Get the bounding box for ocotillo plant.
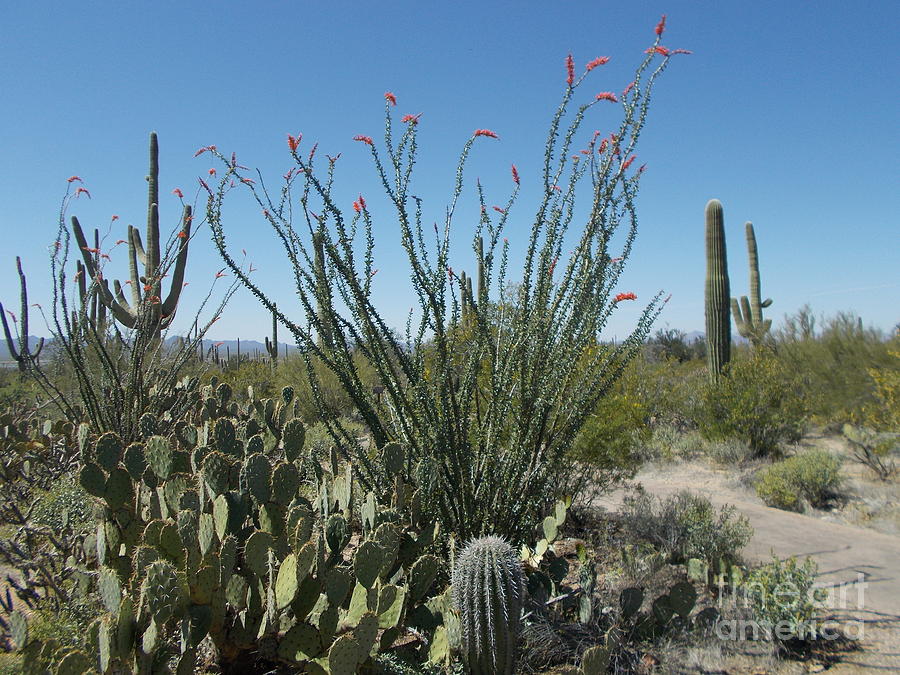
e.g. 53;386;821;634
0;257;44;372
70;132;192;342
206;18;686;539
731;221;772;348
265;303;279;364
704;199;731;383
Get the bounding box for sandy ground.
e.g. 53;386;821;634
595;446;900;673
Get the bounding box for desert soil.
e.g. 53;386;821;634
595;435;900;673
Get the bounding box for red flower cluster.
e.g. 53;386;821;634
473;129;498;139
177;230;187;239
287;133;301;152
75;187;91;198
492;206;505;214
172;188;183;198
67;175;82;183
208;168;216;176
585;56;609;71
655;14;667;36
353;201;361;213
595;92;618;103
566;54;575;86
614;292;637;302
215;270;227;279
354;135;374;146
645;46;692;57
511;164;520;185
193;145;217;157
384;92;397;106
358;194;367;210
401;113;422;124
622;155;636;170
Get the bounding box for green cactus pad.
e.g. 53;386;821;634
98;617;115;673
244;531;275;578
145;435;174;479
159;522;185;563
212;494;230;541
9;610;28;649
275;552;300;609
292;575;322;621
224;574;248;609
324;567;353;606
202;451;233;497
287;503;314;547
376;584;406;629
246;434;264;456
580;645;610;675
95;432;124;471
668;581;697;618
104;467;134;511
373;523;400;577
186;603;212;647
277;622;323;661
138;412;158;438
190;565;217;605
259;503;285;537
409;554;440;603
197;513;213;556
55;650;93;675
352;612;379;661
141;560;182;624
98;567;122;614
327;633;361;675
122;443;147;480
380;442;404;475
242;452;272;504
282;419;305;462
79;462;107;498
163;475;191;514
325;514;350;554
619;587;643;620
271;461;301;505
542;515;558;542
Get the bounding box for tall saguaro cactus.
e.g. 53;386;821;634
71;132;192;341
265;303;279;364
730;222;772;348
0;257;44;372
704;199;731;383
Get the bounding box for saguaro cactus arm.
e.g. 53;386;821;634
1;257;45;371
730;221;772;346
70;132;192;332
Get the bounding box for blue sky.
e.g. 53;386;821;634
1;1;897;343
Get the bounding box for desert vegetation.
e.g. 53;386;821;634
0;15;897;675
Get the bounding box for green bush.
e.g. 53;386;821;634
699;353;806;457
743;555;826;642
621;489;752;569
568;392;646;491
30;478;95;533
755;450;843;511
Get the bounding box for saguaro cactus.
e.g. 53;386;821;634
71;132;192;341
0;257;44;372
704;199;731;383
265;303;279;364
730;222;772;348
452;536;527;675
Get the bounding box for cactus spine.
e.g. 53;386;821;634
1;257;44;372
730;222;772;348
452;536;526;675
704;199;731;383
71;132;192;341
265;303;279;364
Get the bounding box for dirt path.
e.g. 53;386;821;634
595;461;900;672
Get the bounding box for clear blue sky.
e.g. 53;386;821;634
2;1;898;343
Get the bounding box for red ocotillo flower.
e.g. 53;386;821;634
384;92;397;106
511;164;520;185
401;113;422;124
215;270;227;279
67;175;82;183
193;145;216;157
287;134;301;152
655;14;667;36
492;206;505;214
177;231;187;239
595;92;618;103
622;154;637;170
358;195;367;210
172;188;183;198
353;135;374;146
585;56;609;71
614;292;637;302
75;187;91;198
352;201;361;213
208;168;216;176
111;215;119;221
566;53;574;86
474;129;498;139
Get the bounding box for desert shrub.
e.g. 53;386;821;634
742;555;826;642
638;424;705;462
30;478;95;533
842;423;897;481
863;345;900;431
206;358;279;401
617;352;707;431
621;489;752;569
703;437;755;466
698;353;806;457
755;451;843;511
774;308;893;426
568;393;646;488
645;327;705;364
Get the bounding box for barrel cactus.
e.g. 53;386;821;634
452;536;527;675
